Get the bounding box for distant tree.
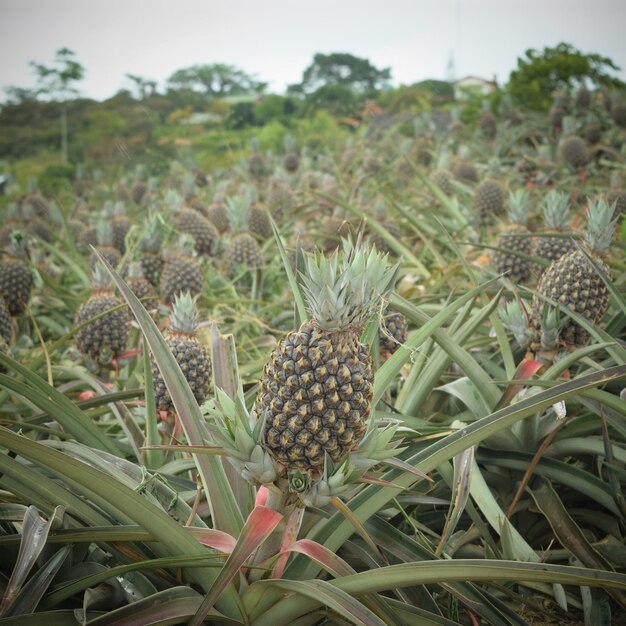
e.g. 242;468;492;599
3;86;39;104
30;47;85;162
305;84;360;117
289;52;391;95
507;43;624;110
126;74;158;100
167;64;267;98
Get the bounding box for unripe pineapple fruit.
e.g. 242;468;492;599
151;292;211;414
474;178;505;224
0;231;32;316
138;215;164;287
74;265;130;365
530;198;617;349
90;219;122;270
255;241;398;476
491;189;535;283
379;306;408;359
557;117;589;171
160;235;205;305
126;261;158;312
0;296;13;345
166;189;218;257
224;197;264;277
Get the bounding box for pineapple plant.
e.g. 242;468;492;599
166;189;219;257
248;137;268;179
224;197;264;277
282;134;300;173
131;164;148;204
151;292;211;414
479;108;497;140
530;198;617;349
0;204;25;247
255;241;398;476
266;177;296;223
379;306;408;359
452;146;479;184
111;201;132;254
23;177;50;219
74;265;130;365
320;214;355;253
473;177;505;225
491;189;535;283
533;189;576;263
90;219;122;269
557;117;589;171
139;214;165;287
0;231;32;316
160;234;205;305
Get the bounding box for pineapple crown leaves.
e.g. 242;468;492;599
583;197;618;254
300;239;399;331
163;188;184;214
561;115;578;136
90;262;114;292
283;133;296;153
95;219;114;246
204;390;278;484
538;303;562;352
140;214;165;252
169;292;200;335
507;189;530;225
541;190;571;230
113;201;127;218
498;299;533;349
225;196;251;232
172;233;198;259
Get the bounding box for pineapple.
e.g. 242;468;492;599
0;231;32;316
0;335;9;373
126;261;158;312
266;177;296;223
131;164;148;204
23;178;50;219
166;189;219;257
248;137;268;179
224;197;264;277
74;265;130;365
207;200;230;234
533;190;576;263
160;234;205;305
473;178;505;224
139;215;165;287
0;204;25;247
379;306;408;359
530;198;617;349
557;117;589;171
151;292;211;414
491;189;535;283
320;214;355;253
607;172;626;216
255;241;398;476
111;201;132;254
282;134;300;173
90;219;122;269
0;296;13;345
452;147;478;184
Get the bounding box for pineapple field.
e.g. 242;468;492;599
1;68;626;626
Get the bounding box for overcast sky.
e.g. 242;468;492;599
1;0;625;101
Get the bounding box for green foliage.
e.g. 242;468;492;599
167;63;267;98
508;42;624;110
257;120;289;153
290;52;391;95
38;162;75;197
306;84;360;117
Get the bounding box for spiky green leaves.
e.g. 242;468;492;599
583;198;618;255
300;240;399;332
169;292;200;336
507;189;530;226
541;190;571;230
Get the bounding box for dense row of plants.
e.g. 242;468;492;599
0;42;626;625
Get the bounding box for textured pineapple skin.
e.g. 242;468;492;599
474;180;505;224
207;203;230;233
379;309;408;358
176;209;218;256
249;206;272;240
266;182;295;222
533;234;576;264
257;320;373;474
226;233;264;276
0;259;32;316
151;333;211;413
283;152;300;173
492;225;535;282
369;222;401;255
0;335;8;373
453;162;479;184
431;169;454;195
74;295;130;362
160;258;204;304
0;297;12;344
532;250;610;347
89;246;121;270
140;253;164;287
112;217;131;254
127;277;158;311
